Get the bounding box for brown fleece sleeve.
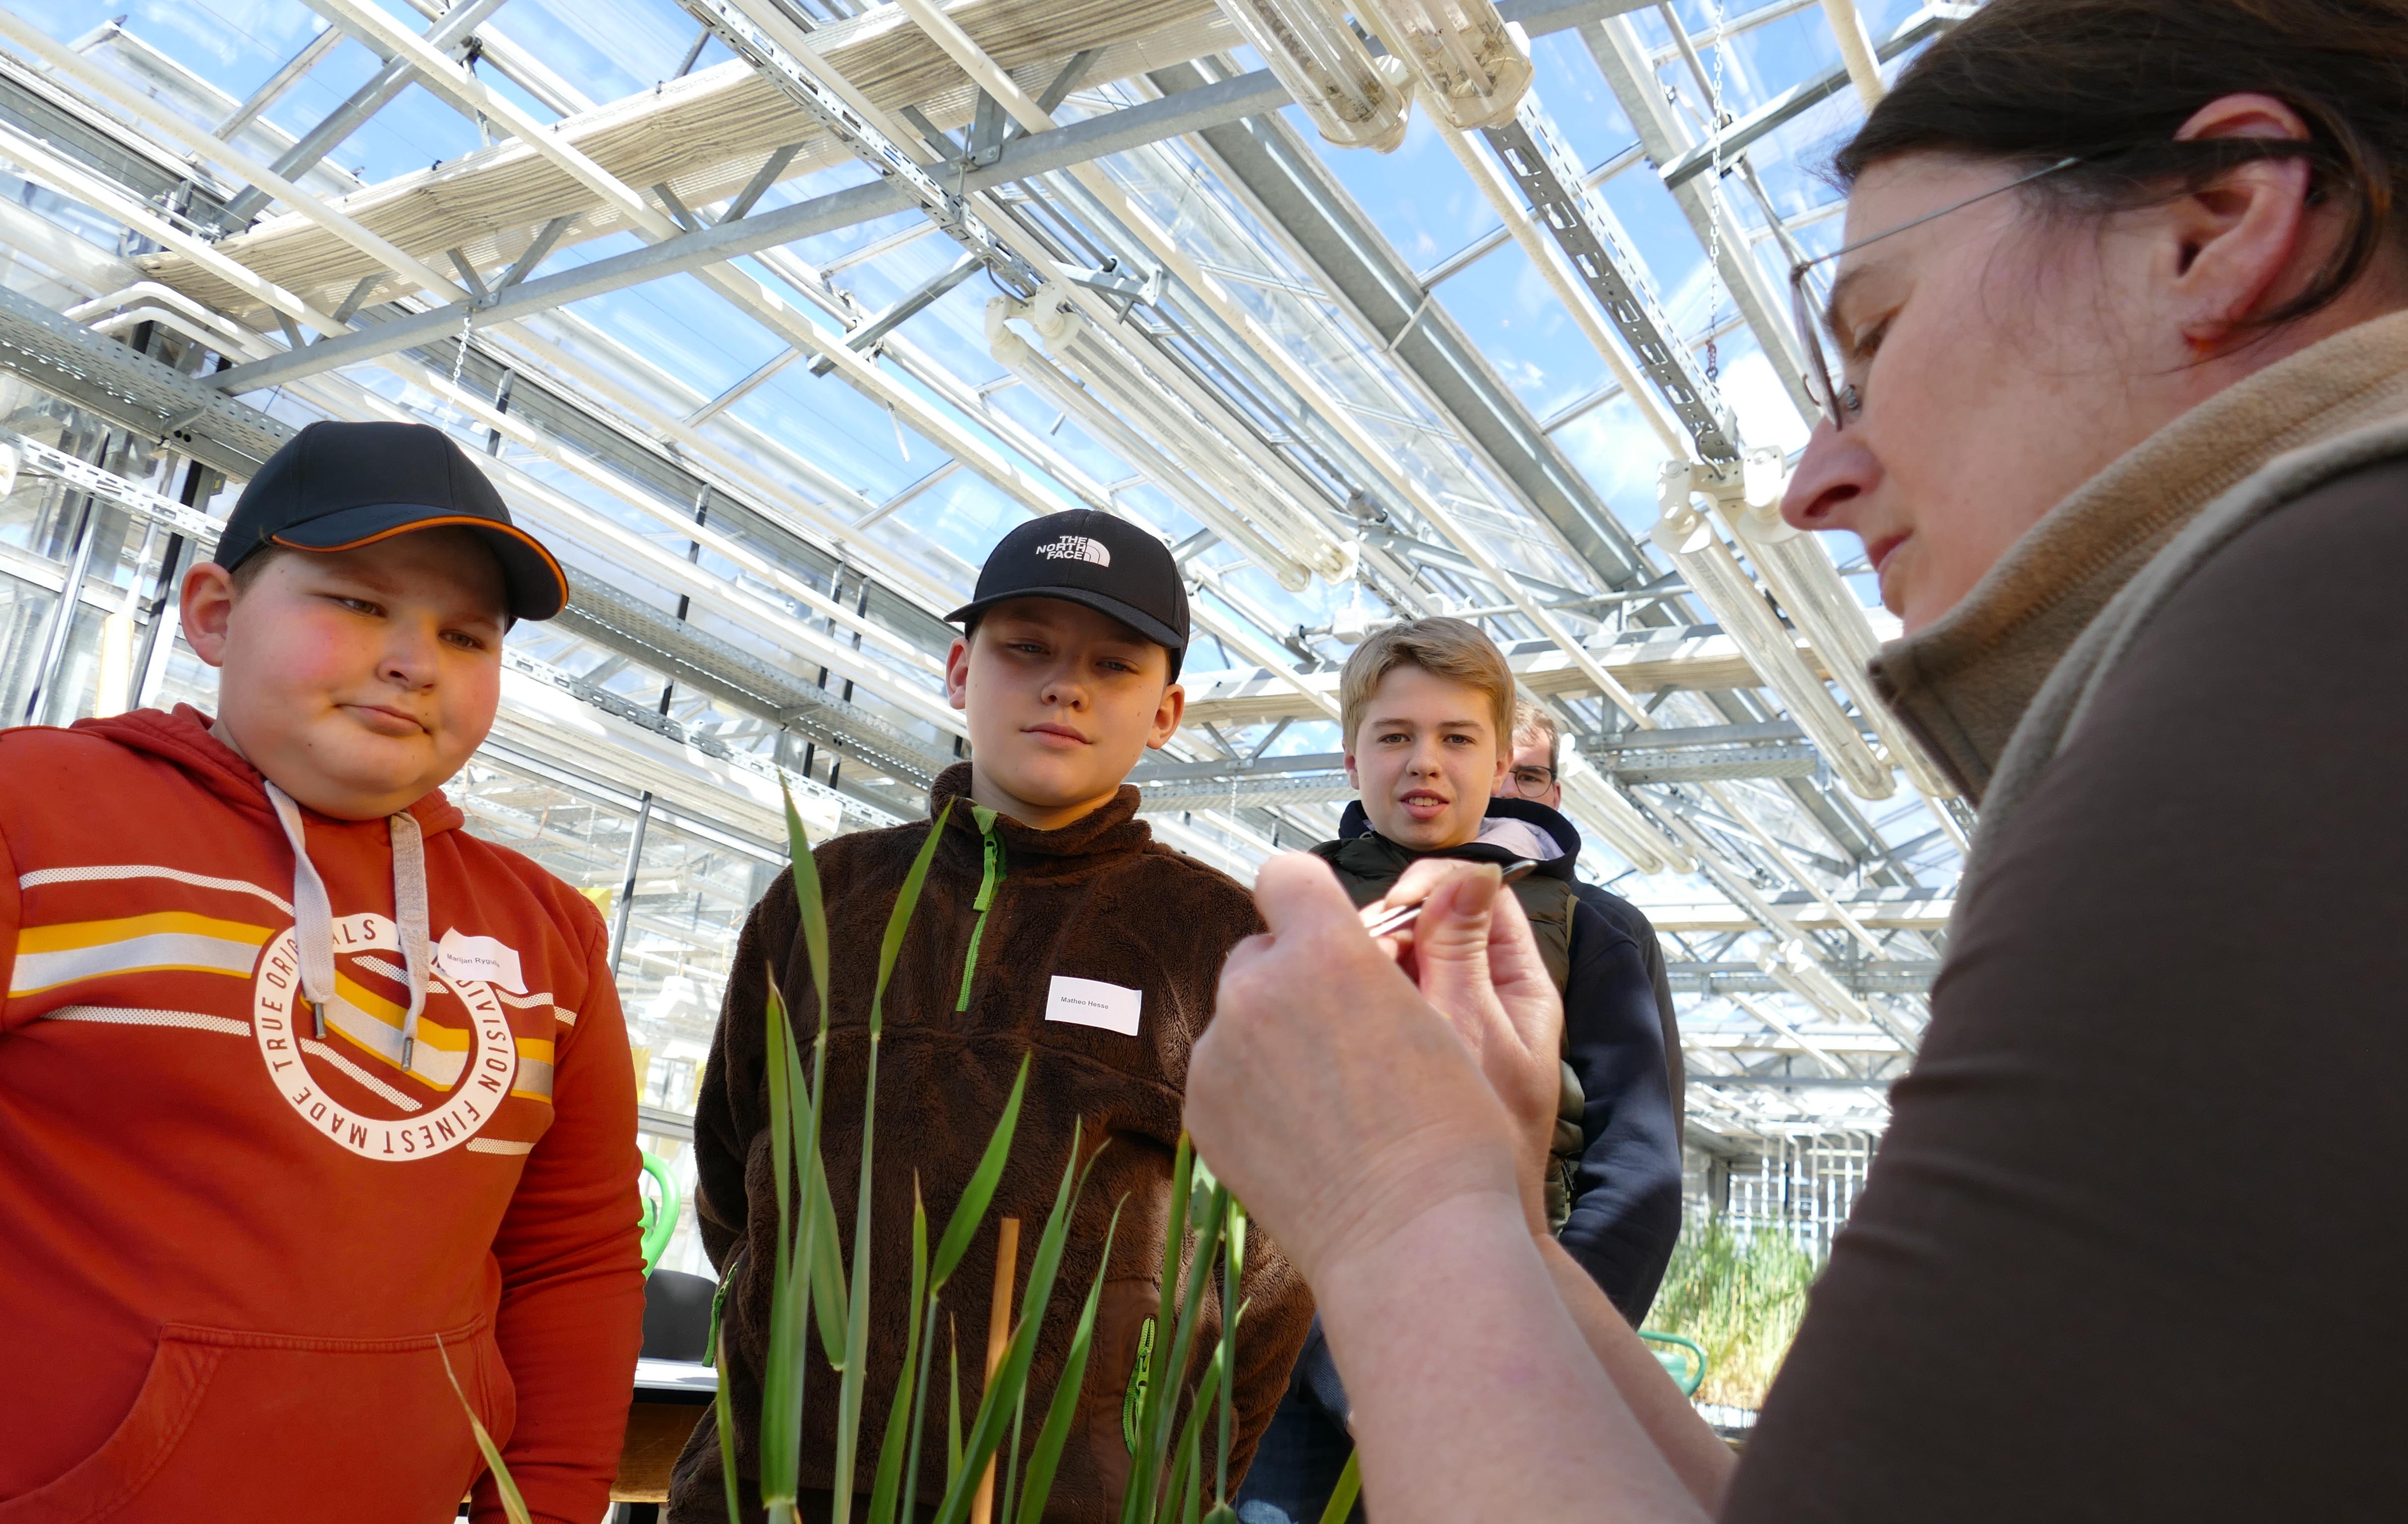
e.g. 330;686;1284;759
475;898;647;1524
694;869;800;1272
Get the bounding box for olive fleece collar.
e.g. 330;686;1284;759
1870;308;2408;804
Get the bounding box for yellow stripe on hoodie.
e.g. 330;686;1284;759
11;912;275;996
324;972;471;1092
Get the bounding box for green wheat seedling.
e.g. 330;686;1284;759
437;1330;530;1524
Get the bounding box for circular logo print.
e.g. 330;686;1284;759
252;917;518;1161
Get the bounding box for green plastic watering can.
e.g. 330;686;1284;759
1640;1330;1708;1396
638;1151;681;1275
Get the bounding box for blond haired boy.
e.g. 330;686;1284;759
1236;616;1680;1524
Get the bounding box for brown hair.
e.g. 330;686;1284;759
226;544;292;593
1837;0;2408;329
1511;698;1560;770
1339;617;1515;750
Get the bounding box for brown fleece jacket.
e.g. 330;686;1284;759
668;764;1307;1523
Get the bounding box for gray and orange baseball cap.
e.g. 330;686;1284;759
217;421;568;620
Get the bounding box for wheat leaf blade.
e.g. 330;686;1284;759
930;1055;1031;1289
1314;1451;1362;1524
437;1334;530;1524
929;1123;1095;1524
1013;1204;1125;1524
870;1182;934;1524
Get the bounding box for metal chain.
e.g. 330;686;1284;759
441;308;475;432
1703;0;1729;383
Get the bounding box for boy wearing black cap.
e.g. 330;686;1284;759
0;422;644;1524
672;510;1314;1523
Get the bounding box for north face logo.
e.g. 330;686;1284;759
1035;535;1111;567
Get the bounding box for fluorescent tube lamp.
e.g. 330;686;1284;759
1215;0;1415;152
1654;463;1896;801
988;298;1316;589
1558;746;1695;876
1360;0;1533;130
988;297;1368;593
1759;940;1920;1054
1719;449;1958;802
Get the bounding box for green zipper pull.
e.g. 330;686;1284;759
956;806;1003;1013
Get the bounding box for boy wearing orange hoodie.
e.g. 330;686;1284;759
0;422;645;1523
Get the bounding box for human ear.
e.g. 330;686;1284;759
943;635;971;711
1146;681;1186;750
181;563;238;669
1342;746;1360;789
2164;93;2319;347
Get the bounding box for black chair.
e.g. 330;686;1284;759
641;1268;717;1364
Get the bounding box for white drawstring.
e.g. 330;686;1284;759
267;781;430;1073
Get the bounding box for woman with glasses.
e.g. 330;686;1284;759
1185;2;2408;1521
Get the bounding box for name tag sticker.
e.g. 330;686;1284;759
1045;975;1142;1037
437;929;527;994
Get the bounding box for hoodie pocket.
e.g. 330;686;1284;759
0;1320;505;1524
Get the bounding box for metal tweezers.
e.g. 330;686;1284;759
1359;858;1538;939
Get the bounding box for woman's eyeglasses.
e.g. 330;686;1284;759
1788;155;2082;431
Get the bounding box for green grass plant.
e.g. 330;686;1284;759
1644;1217;1822;1411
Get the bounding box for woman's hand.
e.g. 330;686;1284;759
1186;855;1523;1286
1369;859;1564;1235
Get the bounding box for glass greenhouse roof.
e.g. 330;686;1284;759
0;0;1974;1243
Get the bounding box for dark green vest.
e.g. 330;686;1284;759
1309;834;1590;1231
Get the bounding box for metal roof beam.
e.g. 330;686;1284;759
1481;92;1738;461
1154;59;1654;591
219;0;514;227
1672;960;1937;994
202;0;1652;397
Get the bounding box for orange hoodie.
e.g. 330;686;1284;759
0;706;644;1523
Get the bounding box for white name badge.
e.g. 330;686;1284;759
437;929;527;994
1045;975;1142;1037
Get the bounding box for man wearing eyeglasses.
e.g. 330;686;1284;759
1497;703;1683;1133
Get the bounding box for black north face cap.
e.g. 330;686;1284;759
218;421;569;621
947;510;1191;678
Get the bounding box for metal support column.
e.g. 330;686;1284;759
608;790;655;976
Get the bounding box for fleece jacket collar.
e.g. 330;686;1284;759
1870;308;2408;804
1332;795;1582;883
928;761;1151;866
75;703;464;836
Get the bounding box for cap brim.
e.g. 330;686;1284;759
946;586;1186;654
272;504;569;621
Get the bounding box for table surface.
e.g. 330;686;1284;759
634;1358;718;1405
